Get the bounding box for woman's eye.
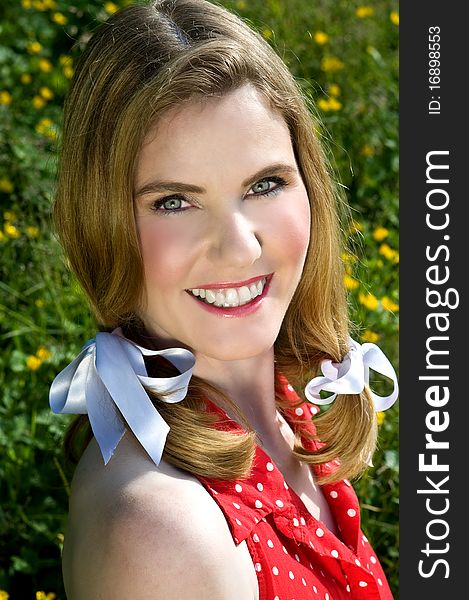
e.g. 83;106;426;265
250;176;288;197
152;196;190;213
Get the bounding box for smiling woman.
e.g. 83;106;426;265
51;1;398;599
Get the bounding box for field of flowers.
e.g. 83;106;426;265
0;0;399;597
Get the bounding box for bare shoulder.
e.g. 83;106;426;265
63;432;257;600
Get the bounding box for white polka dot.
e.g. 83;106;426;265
255;499;263;509
370;555;377;564
272;566;279;576
294;553;300;562
233;502;241;509
257;482;264;492
330;490;338;499
331;550;339;558
362;535;368;543
274;597;279;600
235;518;242;526
344;479;352;487
275;499;284;508
359;581;368;588
235;484;243;493
310;405;319;415
325;594;330;600
355;559;361;567
300;517;306;526
378;578;383;586
288;384;294;391
289;570;295;580
254;517;259;524
284;481;289;490
266;462;274;471
316;527;324;537
293;518;300;527
283;545;288;554
267;539;274;548
347;508;357;518
234;537;238;543
313;586;318;594
346;584;351;592
252;533;260;542
302;577;307;586
295;407;304;416
255;562;261;572
361;539;365;546
210;487;218;495
309;541;315;549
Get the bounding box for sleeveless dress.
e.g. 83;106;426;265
196;374;394;600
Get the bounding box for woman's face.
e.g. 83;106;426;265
134;84;311;361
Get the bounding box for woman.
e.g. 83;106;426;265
50;0;398;598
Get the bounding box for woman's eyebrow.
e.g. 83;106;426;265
134;162;298;197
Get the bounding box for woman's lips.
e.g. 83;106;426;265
186;274;273;317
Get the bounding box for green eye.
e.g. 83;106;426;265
252;180;272;194
163;198;183;210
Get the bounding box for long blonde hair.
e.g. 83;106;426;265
54;0;376;484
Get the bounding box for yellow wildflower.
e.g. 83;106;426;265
356;6;375;18
317;98;331;112
236;0;247;9
381;296;399;312
341;251;357;264
344;274;359;290
33;0;47;10
4;223;20;239
0;590;10;600
379;243;399;262
390;11;399;26
358;292;379;311
22;0;32;8
43;0;57;8
35;299;45;308
21;73;33;84
38;58;53;73
32;96;46;109
321;56;344;73
361;330;380;343
105;1;119;13
57;532;65;543
317;97;342;112
63;65;74;79
328;83;341;97
40;86;54;100
314;31;329;45
262;27;273;39
52;12;67;25
372;226;389;241
0;231;6;242
360;144;375;157
26;41;42;54
36;118;57;139
27;356;42;371
376;412;385;426
328;97;342;111
349;220;363;234
0;91;12;105
26;226;40;238
59;55;72;66
4;210;17;221
0;179;14;194
36;346;52;361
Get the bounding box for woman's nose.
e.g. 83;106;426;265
207;211;262;269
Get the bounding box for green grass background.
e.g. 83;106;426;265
0;0;399;598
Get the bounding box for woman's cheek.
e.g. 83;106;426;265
138;219;196;288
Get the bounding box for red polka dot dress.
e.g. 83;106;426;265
197;374;394;599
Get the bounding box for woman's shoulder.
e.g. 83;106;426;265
63;431;257;599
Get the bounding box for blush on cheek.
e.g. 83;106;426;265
275;196;311;260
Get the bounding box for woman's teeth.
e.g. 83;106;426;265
189;278;267;307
